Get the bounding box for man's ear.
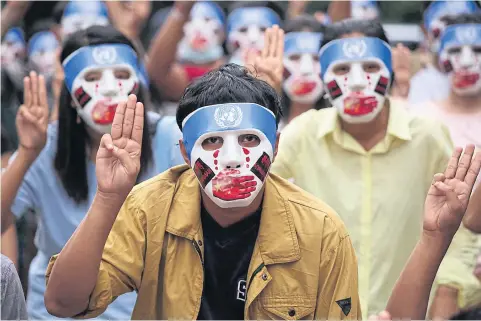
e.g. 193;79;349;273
273;131;280;161
179;139;191;166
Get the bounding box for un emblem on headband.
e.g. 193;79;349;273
214;105;243;128
342;39;367;58
92;47;117;65
455;26;477;44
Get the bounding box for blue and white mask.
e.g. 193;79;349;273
61;0;110;39
63;44;141;134
226;7;281;66
177;1;225;64
283;32;324;103
1;27;26;88
183;103;277;208
28;31;60;79
319;37;392;124
439;24;481;96
351;0;379;20
423;1;479;54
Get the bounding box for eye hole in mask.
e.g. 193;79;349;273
201;134;261;151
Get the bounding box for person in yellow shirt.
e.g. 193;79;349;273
270;18;456;318
42;59;362;320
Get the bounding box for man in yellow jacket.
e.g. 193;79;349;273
43;63;361;320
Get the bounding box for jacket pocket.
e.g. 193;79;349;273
259;295;316;320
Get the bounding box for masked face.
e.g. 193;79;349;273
63;44;141;134
1;28;26;89
61;1;110;39
351;0;379;20
423;1;479;54
28;31;60;79
182;103;277;209
283;32;324;104
439;24;481;96
177;2;225;64
320;37;392;124
226;7;281;66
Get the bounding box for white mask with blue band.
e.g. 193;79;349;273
61;1;110;39
63;44;142;134
319;37;392;124
28;31;60;79
182;103;277;209
439;23;481;96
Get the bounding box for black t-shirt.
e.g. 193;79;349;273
196;206;261;320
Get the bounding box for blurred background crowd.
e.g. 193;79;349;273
1;0;481;320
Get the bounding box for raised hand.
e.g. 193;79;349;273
105;0;152;40
16;71;49;154
423;145;481;236
246;25;285;93
96;94;144;198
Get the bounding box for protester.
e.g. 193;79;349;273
60;0;109;40
270;18;461;318
1;25;183;319
1;254;28;320
44;44;362;319
409;0;480;104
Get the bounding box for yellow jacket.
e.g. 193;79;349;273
47;165;361;320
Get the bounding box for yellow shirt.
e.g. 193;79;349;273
271;100;453;317
46;165;362;320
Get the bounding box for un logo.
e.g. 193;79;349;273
455;26;477;44
342;39;367;59
92;47;117;65
214;105;243;128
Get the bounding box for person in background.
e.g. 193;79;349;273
270;18;457;318
59;0;110;40
147;1;227;102
280;15;327;128
1;254;28;320
27;30;59;83
226;2;282;66
410;13;481;318
409;0;480;105
0;25;183;319
350;0;379;20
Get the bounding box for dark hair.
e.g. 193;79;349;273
228;1;285;22
55;25;153;203
444;12;481;26
282;15;329;118
450;306;481;320
321;18;389;47
176;63;282;130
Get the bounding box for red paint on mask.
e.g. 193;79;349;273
453;72;480;89
291;78;317;95
343;94;378;116
213;150;219;158
212;169;257;201
242;148;250;155
91;100;117;124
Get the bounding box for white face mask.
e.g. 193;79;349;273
27;31;59;79
320;37;392;124
439;24;481;97
1;28;26;89
72;65;139;134
182;103;277;209
351;1;379;20
61;1;110;39
283;32;324;104
63;44;142;134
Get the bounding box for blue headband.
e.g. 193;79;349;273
319;37;392;79
191;1;226;24
227;7;281;34
62;0;108;18
423;1;479;30
182;103;277;158
27;31;59;56
285;32;323;55
4;27;25;45
63;44;141;92
439;24;481;54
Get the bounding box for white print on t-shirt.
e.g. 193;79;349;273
237;279;247;302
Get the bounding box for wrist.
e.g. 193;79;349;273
421;229;454;252
94;190;128;211
17;145;41;164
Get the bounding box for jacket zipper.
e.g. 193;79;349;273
192;239;204;319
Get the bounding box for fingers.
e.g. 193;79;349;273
431;173;445;185
30;71;39;107
100;134;114;151
131;102;144;145
465;150;481;189
444;147;463;179
268;25;278;58
273;25;284;59
261;27;271;58
23;76;32;108
111;101;126;140
18;106;39;124
38;75;49;120
454;144;475;181
122;94;137;139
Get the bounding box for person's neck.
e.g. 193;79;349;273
201;187;264;228
444;91;481;114
340;103;390;152
288;101;314;123
85;127;103;163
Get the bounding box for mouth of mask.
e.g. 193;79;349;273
182;103;277;209
453;71;480;89
343;93;378;116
